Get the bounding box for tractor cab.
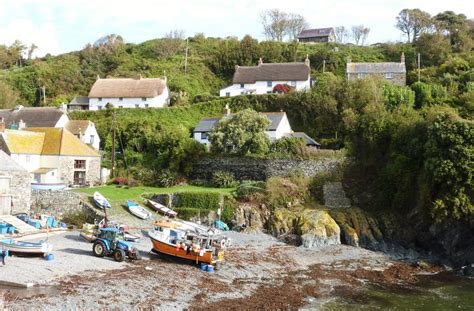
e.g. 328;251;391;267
98;227;124;242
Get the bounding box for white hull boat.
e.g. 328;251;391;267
0;239;52;254
93;192;111;209
127;200;152;220
147;199;178;217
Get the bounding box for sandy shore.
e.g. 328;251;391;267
0;230;441;310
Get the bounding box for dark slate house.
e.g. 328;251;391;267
346;53;407;86
298;28;335;43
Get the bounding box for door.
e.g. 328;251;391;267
73;171;86;185
0;195;12;215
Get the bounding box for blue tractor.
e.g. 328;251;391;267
92;227;141;262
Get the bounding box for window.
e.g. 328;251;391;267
74;160;86;169
73;171;86;185
290;81;296;87
90;135;95;145
267;91;272;94
135;104;140;108
267;81;272;87
26;155;30;162
240;83;244;88
357;73;366;79
142;97;147;101
385;72;394;79
51;171;55;176
201;132;208;140
225;92;230;97
119;97;123;101
98;98;102;102
118;106;123;108
98;106;103;110
145;104;149;108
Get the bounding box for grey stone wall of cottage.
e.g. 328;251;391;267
191;156;343;181
0;170;31;214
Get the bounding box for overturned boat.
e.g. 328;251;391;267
93;192;111;209
149;221;225;265
147;199;177;217
127;200;152;220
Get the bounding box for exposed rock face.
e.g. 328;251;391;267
233;203;271;231
271;208;341;248
192;156;342;181
323;182;351;208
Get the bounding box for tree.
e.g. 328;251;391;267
27;43;38;60
285;13;308;41
396;9;433;43
351;25;370;45
334;26;349;43
415;33;452;67
261;9;288;41
209;109;271;155
434;11;473;51
0;81;20;109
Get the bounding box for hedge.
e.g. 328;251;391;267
175;192;222;209
174;207;212;220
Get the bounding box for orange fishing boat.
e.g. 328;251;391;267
149;220;225;265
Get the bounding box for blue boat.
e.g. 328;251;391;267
214;220;229;231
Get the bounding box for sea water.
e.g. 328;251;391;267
320;273;474;310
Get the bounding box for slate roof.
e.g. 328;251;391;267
194;112;286;132
284;132;320;146
68;96;90;106
89;78;167;98
232;63;310;84
0;106;66;128
298;28;334;39
0;150;27;172
65;120;92;135
346;62;406;74
0;128;100;157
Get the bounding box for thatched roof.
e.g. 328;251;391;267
89;77;167;98
232;63;310;84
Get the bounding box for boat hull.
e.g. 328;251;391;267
149;235;223;265
0;240;52;254
147;200;177;217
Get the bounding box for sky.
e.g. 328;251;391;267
0;0;472;57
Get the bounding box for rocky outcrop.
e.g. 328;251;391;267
270;208;341;248
233;203;271;231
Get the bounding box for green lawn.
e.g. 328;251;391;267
73;184;235;204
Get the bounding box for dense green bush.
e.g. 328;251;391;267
269;137;306;155
175;192;222;210
156;169;180;187
174;207;212;220
266;171;310;209
212;170;238;188
235;180;266;200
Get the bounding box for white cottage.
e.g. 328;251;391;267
219;58;312;97
193;107;320;148
0;105;101;150
88;76;169;110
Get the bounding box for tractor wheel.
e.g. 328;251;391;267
92;241;106;257
114;249;126;262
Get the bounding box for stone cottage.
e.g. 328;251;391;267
0;125;101;190
346;53;407;86
0;150;31;215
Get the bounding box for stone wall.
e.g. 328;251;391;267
59;156;101;186
30;189;92;220
0;170;31;214
191;156;342;181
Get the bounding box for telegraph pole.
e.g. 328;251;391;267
111;109;116;178
417;53;421;82
323;60;326;73
184;38;189;76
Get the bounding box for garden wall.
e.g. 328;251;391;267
191;156;343;181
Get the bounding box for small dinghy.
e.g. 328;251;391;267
147;199;178;217
93;192;111;209
0;239;52;255
127;200;152;220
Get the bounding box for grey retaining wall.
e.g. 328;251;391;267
191;156;343;181
30;190;98;220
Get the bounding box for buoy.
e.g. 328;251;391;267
206;265;215;273
44;253;54;261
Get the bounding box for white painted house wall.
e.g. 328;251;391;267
220;79;311;97
88;88;169;110
81;124;100;150
9;153;41;175
54;114;70;128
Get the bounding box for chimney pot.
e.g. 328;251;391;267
401;52;405;63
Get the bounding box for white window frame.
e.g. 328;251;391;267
385;72;394;79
